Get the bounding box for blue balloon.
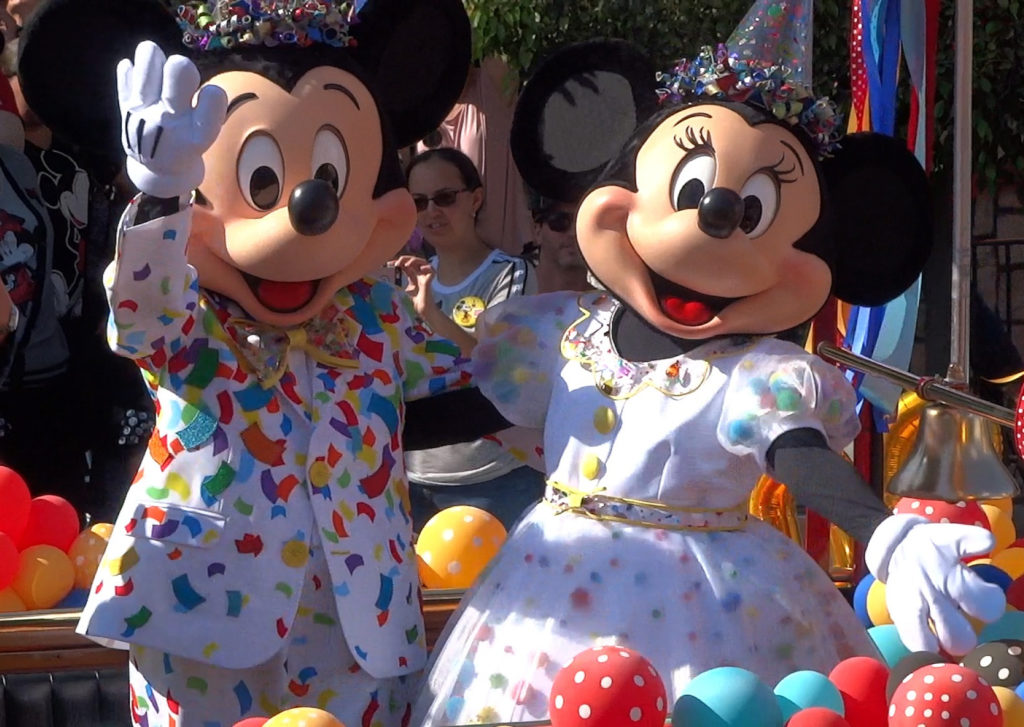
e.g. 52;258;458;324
979;610;1024;644
773;670;845;721
969;563;1014;591
673;666;783;727
55;588;89;609
867;624;912;668
853;574;875;628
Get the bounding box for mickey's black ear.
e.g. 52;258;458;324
351;0;470;149
825;133;933;306
19;0;182;161
510;40;659;203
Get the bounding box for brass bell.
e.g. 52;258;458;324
886;403;1019;502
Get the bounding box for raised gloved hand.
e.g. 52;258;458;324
117;40;227;199
865;513;1006;656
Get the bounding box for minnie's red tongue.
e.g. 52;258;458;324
661;295;715;326
255;279;317;312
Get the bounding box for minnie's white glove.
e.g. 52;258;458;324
866;513;1006;656
117;41;227;199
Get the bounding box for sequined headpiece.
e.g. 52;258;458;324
655;44;843;158
176;1;357;52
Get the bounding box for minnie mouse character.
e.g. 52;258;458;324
412;41;1007;724
16;0;490;724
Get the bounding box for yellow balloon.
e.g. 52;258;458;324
992;548;1024;580
866;579;892;626
68;527;111;589
89;522;114;539
0;587;25;613
264;707;346;727
12;545;74;609
994;686;1024;726
985;497;1015;517
415;506;507;589
981;503;1017;556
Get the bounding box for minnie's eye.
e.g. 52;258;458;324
311;126;348;198
670;153;716;211
237;133;283;211
738;172;780;238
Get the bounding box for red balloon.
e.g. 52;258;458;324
17;496;80;552
1007;576;1024;610
828;657;890;727
549;646;668;727
888;663;1001;727
0;532;18;590
786;707;852;726
0;466;31;543
231;720;269;727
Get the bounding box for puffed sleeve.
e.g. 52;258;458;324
470;290;581;429
716;345;861;469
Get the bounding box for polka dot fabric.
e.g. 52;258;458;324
548;647;667;727
1016;380;1024;458
892;498;990;529
888;663;1002;727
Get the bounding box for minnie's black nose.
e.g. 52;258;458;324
697;188;744;239
288;179;338;236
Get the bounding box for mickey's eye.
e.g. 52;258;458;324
738;171;780;238
311;125;348;198
670;153;716;211
237;133;283;211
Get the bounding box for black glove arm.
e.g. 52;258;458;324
404;387;513;451
766;427;891;543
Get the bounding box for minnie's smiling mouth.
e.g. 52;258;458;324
649;270;738;326
242;273;320;313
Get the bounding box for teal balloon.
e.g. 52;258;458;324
979;610;1024;644
673;666;783;727
867;624;912;668
773;670;845;721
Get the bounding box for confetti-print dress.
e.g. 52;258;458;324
78;199;471;727
413;291;879;725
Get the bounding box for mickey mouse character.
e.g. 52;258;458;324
16;0;495;725
412;41;1006;724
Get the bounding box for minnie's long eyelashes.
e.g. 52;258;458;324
769;154;798;184
674;125;714;155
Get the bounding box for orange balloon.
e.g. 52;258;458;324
68;526;112;589
992;548;1024;580
0;586;25;613
994;686;1024;726
263;707;346;727
12;544;75;609
415;506;507;589
985;497;1015;517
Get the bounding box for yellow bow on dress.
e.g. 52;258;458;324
226;303;360;388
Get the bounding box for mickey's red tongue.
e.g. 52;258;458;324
255;279;316;312
661;295;715;326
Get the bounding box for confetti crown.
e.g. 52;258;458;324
175;0;357;52
655;43;844;158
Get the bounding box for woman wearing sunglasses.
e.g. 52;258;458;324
393;147;544;531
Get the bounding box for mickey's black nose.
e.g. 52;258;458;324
697;188;745;239
288;179;338;236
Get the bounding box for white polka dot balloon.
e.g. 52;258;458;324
549;646;667;727
888;663;1002;727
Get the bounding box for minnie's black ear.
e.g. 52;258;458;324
18;0;181;160
510;40;659;204
824;133;933;306
351;0;470;149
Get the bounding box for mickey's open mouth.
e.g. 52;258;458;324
242;274;320;313
649;270;738;327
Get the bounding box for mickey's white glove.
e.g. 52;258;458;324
866;513;1006;656
117;41;227;199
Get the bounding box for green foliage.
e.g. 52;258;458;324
466;0;1024;193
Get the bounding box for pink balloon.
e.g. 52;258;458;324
17;495;80;552
0;466;31;543
786;707;852;726
231;720;270;727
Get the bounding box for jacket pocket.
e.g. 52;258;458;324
124;502;226;548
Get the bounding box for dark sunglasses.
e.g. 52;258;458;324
539;211;575;233
412;188;467;212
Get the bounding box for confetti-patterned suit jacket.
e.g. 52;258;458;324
78;199;470;677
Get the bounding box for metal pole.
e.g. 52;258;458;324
818;342;1014;429
948;0;974;384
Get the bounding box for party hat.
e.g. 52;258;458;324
727;0;813;86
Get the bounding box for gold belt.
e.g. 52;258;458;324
545;481;749;532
